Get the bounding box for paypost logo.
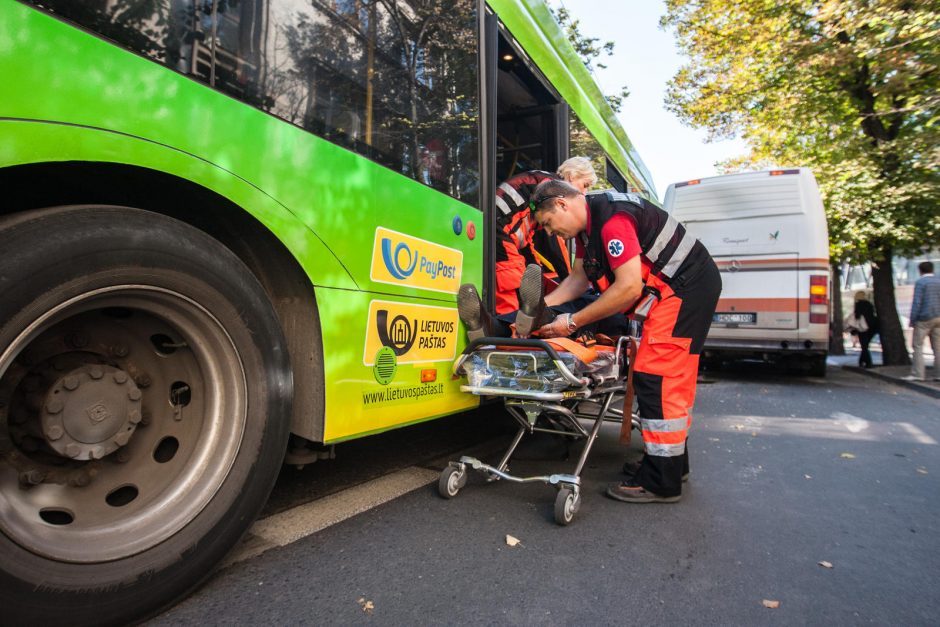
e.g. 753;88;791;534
363;300;459;366
371;227;462;293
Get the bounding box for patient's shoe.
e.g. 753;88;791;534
514;264;554;337
457;283;492;341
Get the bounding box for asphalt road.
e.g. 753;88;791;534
153;364;939;625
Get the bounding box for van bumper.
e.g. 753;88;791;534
702;338;828;356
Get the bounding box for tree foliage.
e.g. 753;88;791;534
662;0;939;364
550;5;630;188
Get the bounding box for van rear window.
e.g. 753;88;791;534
671;176;804;222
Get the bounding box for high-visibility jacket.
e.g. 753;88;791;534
494;171;572;313
579;191;699;294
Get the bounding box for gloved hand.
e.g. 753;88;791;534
537;313;576;338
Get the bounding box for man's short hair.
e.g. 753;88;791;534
919;261;934;274
557;156;598;187
530;179;580;212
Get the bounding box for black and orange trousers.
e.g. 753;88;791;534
631;245;721;497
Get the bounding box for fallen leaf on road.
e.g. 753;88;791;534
916;467;928;475
818;561;833;569
357;598;374;614
733;424;745;431
505;534;521;547
804;474;812;479
839;453;856;459
762;599;780;609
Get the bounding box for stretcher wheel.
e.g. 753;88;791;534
554;488;580;525
438;465;467;499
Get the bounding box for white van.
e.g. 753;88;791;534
663;168;830;375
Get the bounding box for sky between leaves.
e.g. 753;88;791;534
548;0;747;200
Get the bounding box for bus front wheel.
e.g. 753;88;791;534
0;206;292;625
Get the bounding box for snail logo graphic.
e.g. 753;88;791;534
381;238;418;280
376;309;417;356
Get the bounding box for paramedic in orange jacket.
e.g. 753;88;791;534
531;179;721;503
493;156;598;315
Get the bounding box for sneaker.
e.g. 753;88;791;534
605;480;681;503
622;460;689;483
457;284;491;341
514;264;554;338
902;375;925;382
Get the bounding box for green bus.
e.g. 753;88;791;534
0;0;655;621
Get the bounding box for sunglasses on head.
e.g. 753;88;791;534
529;194;565;211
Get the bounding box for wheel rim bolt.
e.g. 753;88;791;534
89;366;104;380
46;424;64;441
135;374;152;388
67;332;89;348
46;399;64;414
128;410;142;425
114;430;132;447
64;443;81;458
69;473;90;487
128;388;142;401
113;372;128;384
19;470;45;486
63;376;80;391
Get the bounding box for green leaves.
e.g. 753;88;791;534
662;0;939;263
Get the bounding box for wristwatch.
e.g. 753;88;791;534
565;313;579;334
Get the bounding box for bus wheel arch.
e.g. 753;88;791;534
0;160;326;442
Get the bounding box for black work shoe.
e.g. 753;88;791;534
622;460;689;483
606;480;681;504
457;284;491;341
515;264;553;338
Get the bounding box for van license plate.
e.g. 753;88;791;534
713;312;756;324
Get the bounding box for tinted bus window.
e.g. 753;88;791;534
27;0;479;207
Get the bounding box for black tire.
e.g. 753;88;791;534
554;488;579;526
438;466;466;499
808;355;827;377
0;207;292;625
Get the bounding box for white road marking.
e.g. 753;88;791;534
222;466;438;568
711;415;938;444
830;411;869;433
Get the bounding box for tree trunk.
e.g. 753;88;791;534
870;249;911;366
829;261;845;355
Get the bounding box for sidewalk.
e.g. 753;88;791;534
830;340;940;399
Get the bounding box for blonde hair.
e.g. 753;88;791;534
557;156;598;187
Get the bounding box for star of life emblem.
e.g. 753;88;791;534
607;239;625;257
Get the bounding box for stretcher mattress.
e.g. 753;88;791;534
462;345;618;393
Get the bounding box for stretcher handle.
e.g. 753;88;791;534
454;337;590;388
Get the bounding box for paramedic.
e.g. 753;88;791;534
493;156;598;315
530;179;721;503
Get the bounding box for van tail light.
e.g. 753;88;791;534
809;275;828;324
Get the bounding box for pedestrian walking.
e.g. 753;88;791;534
905;261;940;381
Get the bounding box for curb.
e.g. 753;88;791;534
843;366;940;400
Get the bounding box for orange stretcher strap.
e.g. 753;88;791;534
542;337;598;364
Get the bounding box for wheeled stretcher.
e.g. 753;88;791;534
440;335;639;525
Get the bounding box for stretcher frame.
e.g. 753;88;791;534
441;336;639;525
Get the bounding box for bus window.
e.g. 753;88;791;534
29;0;480;206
